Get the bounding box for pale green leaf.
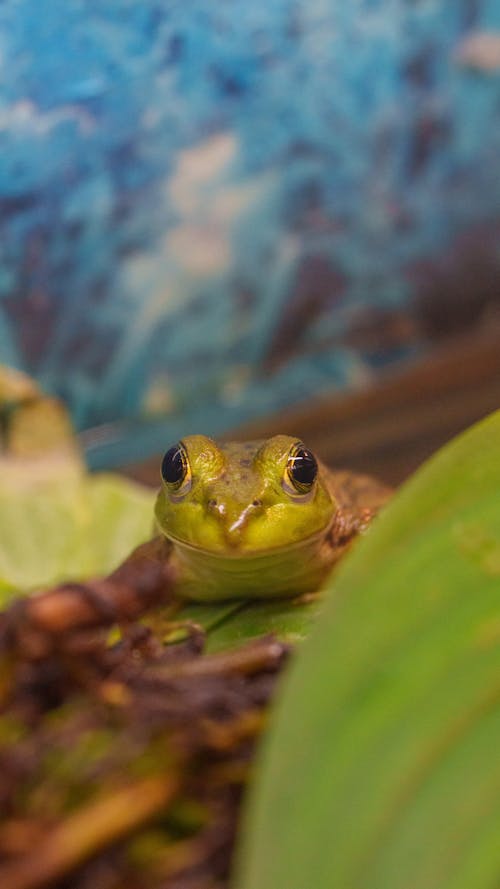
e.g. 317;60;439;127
0;470;155;603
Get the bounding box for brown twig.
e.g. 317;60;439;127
0;538;177;657
140;636;289;683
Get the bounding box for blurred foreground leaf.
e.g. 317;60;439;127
236;410;500;889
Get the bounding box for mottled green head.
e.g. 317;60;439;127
154;434;336;555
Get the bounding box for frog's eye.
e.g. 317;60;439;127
285;443;318;495
161;442;191;493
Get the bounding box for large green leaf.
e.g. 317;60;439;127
236;410;500;889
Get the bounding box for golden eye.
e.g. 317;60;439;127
161;442;191;492
286;443;318;494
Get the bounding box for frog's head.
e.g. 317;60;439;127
154;434;336;555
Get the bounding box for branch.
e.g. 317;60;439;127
1;537;177;657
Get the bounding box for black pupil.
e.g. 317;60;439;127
289;447;317;487
161;445;186;485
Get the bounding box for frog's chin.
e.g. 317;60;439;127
165;523;335;602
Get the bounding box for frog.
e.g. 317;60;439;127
154;434;390;602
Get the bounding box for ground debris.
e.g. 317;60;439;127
0;560;290;889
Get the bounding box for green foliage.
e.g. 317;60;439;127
236;410;500;889
187;597;320;653
0;364;156;602
0;471;155;601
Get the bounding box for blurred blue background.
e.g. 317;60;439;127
0;1;499;466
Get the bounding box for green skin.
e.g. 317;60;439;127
154;434;339;602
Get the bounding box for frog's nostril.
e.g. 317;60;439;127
207;498;217;509
252;499;263;508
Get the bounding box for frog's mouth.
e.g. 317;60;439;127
164;521;335;602
164;517;333;559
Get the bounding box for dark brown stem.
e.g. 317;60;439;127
0;538;177;657
140;635;289;682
